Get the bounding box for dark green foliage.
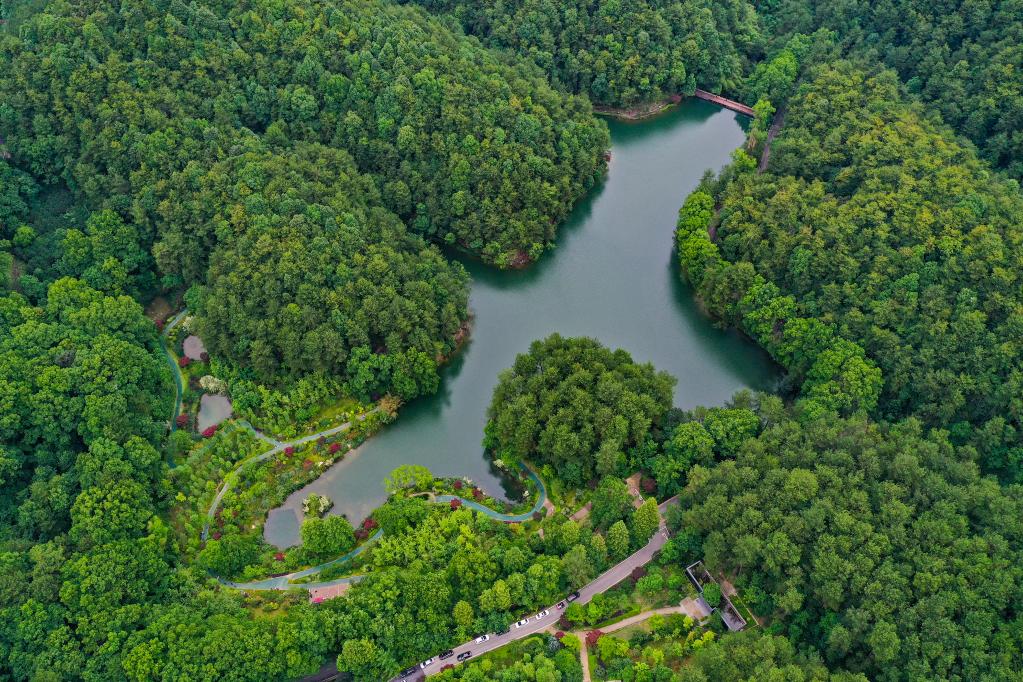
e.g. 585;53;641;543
0;279;170;539
406;0;762;106
484;334;675;486
0;0;608;267
181;142;469;390
758;0;1023;180
683;407;1023;680
703;62;1023;481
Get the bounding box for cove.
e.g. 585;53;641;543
264;101;779;547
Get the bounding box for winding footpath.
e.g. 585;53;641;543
217;463;548;592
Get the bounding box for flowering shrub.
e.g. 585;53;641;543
302;459;313;471
450;499;462;510
472;488;483;500
329;443;341;454
453;480;463;490
641;476;657;494
274;552;285;561
284;446;295;456
211;531;222;540
175;413;189;428
178;356;191;368
201;425;217;438
155;319;165;331
362;518;378;530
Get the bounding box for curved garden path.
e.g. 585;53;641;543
159;310;551;593
218;464;547;592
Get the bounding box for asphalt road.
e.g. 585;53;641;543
389;497;677;681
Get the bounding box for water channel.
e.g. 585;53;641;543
264;101;779;547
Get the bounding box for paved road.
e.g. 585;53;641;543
388;496;678;680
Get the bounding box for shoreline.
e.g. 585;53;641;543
594;95;682;121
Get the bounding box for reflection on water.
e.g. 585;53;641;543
265;101;778;547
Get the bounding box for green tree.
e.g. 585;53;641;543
607;521;631;562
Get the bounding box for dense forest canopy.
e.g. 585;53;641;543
485;334;676;486
176;140;469;393
405;0;762;107
692;62;1023;482
3;0;1023;677
0;279;170;539
756;0;1023;181
1;0;607;269
683;406;1023;680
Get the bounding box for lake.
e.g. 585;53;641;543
264;101;778;547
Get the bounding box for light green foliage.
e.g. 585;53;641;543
701;582;722;608
607;521;630;562
300;516;356;558
384;465;435;496
630;499;659;547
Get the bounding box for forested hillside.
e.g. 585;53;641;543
757;0;1023;180
683;405;1023;680
680;62;1023;482
1;0;607;269
405;0;762;106
4;0;1023;678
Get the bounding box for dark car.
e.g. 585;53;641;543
566;591;581;602
400;666;417;677
439;649;454;660
457;651;472;662
496;625;509;635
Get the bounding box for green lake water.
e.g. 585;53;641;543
264;101;779;547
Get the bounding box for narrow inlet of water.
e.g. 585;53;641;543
264;101;778;547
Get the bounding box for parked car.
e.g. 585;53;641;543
420;658;434;669
556;601;566;609
566;591;581;602
400;666;417;677
439;650;454;660
474;634;490;644
457;652;472;662
514;618;529;628
496;625;510;635
534;610;550;620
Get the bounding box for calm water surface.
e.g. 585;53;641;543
265;102;778;547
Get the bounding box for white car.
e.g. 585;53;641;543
420;658;435;668
474;634;490;644
514;618;530;628
535;610;550;620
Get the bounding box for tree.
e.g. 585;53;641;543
300;516;356;557
631;499;659;547
702;583;722;609
485;335;675;486
607;522;630;562
561;544;593;588
384;465;434;496
591;477;633;529
453;600;474;630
